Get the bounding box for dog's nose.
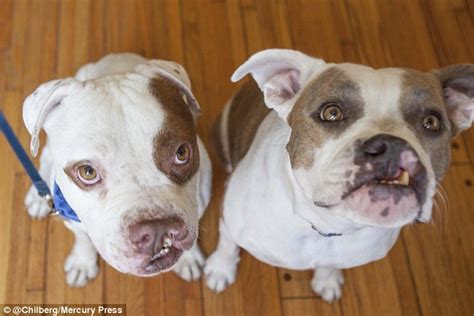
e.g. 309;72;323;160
129;217;188;255
362;134;408;157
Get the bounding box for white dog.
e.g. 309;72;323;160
204;49;473;301
23;53;212;287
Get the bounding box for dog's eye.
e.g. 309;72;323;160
175;143;191;164
423;114;441;132
320;103;343;122
77;165;101;185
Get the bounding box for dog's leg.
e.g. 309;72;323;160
173;242;205;281
204;220;240;292
63;223;99;287
25;142;54;219
311;268;344;302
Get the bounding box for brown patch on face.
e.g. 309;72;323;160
287;67;364;169
399;70;452;181
150;77;199;185
227;79;271;168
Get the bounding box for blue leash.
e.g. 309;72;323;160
0;111;80;222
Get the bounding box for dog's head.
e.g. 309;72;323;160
23;59;202;276
233;49;473;230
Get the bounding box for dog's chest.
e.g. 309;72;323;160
223;189;400;269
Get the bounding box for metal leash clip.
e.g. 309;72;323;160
44;194;59;217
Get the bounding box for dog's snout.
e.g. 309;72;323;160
129;217;188;255
363;136;388;156
362;134;410;158
356;134;422;177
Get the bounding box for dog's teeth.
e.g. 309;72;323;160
398;170;410;186
163;236;172;248
151;253;161;261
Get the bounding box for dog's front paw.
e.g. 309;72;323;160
64;252;99;287
311;268;344;302
173;246;205;282
204;252;238;293
25;186;50;219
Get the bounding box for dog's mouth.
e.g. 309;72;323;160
138;234;184;275
372;169;411;186
351;168;414;194
336;164;428;227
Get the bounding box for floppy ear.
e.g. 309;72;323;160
135;60;201;116
23;78;83;157
433;64;474;136
231;49;325;119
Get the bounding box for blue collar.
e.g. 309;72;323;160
53;182;81;222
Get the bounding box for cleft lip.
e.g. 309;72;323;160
139;246;183;275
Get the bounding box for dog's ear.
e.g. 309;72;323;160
433;64;474;136
135;60;201;116
23;78;83;157
231;49;325;119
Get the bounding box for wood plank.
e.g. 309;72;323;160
56;0;91;77
282;298;342;316
5;174;35;304
241;0;292;54
226;0;248;68
0;0;13;51
17;0;59;292
4;0;28;91
344;0;391;67
422;0;472;65
103;267;146;315
144;273;202;316
340;239;421;315
0;93;22;303
287;0;351;62
148;0;185;62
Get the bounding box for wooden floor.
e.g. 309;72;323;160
0;0;473;315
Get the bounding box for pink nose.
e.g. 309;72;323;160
129;217;189;255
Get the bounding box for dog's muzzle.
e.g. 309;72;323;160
340;134;428;226
128;216;195;274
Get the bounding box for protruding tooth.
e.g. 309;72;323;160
163;236;172;248
398;170;410;186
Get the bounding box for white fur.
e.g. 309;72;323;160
24;53;212;286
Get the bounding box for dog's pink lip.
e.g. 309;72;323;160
342;183;419;227
342;168;414;199
136;246;184;275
